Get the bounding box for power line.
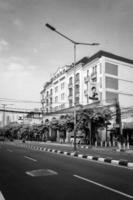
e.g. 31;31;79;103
0;98;41;104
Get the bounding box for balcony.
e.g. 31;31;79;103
41;98;45;104
75;78;80;85
49;92;53;97
84;76;90;83
75;90;80;97
50;106;53;112
68;82;73;88
91;71;97;79
68;94;73;99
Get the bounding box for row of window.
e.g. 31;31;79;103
55;82;65;93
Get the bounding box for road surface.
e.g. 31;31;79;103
0;143;133;200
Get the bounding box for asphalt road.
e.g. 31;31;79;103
0;143;133;200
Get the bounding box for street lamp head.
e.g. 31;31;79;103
45;23;56;31
91;43;100;46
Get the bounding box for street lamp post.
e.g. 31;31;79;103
45;23;100;152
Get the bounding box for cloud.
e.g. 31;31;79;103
0;56;36;75
0;0;13;10
13;18;24;31
0;55;40;101
0;38;9;52
33;48;38;54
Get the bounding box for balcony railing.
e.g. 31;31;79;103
84;76;90;83
41;98;45;104
75;78;80;85
91;71;97;79
68;94;73;99
75;90;80;97
68;82;73;88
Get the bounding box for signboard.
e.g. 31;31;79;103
88;82;99;101
113;123;120;128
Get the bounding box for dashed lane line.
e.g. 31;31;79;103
7;149;13;152
74;174;133;199
24;156;37;162
0;191;5;200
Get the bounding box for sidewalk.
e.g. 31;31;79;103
12;140;133;163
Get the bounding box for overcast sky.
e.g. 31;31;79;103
0;0;133;109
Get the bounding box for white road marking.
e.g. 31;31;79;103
7;149;13;152
26;171;34;177
0;191;5;200
26;169;58;177
47;169;58;175
24;156;37;162
74;174;133;199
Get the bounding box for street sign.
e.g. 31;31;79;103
113;123;120;128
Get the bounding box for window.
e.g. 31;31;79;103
55;86;58;93
69;77;73;84
50;98;52;104
106;91;118;103
69;88;73;96
46;99;49;106
75;85;79;94
99;92;102;101
100;77;102;88
75;73;80;84
100;63;102;74
55;96;58;103
55;106;58;111
105;62;118;76
87;70;89;76
92;65;97;74
61;93;65;100
106;77;118;90
50;89;52;95
75;97;79;105
69;99;73;107
76;73;80;79
61;104;65;109
61;82;65;90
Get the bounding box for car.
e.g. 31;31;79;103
70;135;85;144
0;135;5;141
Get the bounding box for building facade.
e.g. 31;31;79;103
41;50;133;116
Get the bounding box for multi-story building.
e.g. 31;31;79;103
41;50;133;116
41;65;71;114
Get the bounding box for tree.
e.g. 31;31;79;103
76;108;112;144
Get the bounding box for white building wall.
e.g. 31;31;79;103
104;57;133;107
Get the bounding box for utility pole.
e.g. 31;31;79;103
115;99;122;148
2;104;7;127
1;104;13;127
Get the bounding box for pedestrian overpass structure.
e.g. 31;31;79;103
0;107;42;127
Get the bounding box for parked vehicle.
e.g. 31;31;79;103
0;135;5;141
70;135;85;144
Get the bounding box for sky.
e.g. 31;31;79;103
0;0;133;110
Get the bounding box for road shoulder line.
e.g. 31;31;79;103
24;156;37;162
0;191;5;200
73;174;133;199
10;142;133;169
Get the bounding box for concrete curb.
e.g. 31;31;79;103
13;143;133;169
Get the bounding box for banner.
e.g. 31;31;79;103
88;82;99;101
